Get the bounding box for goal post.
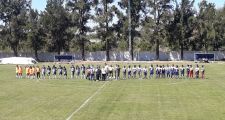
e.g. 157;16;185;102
54;55;74;63
194;53;215;62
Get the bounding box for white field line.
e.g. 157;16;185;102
65;81;109;120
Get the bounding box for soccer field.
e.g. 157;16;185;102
0;62;225;120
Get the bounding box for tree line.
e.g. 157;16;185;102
0;0;225;61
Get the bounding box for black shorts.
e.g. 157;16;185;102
53;72;56;75
71;71;75;75
59;72;62;75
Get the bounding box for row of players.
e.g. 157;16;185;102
16;64;205;80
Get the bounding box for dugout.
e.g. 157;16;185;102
194;53;215;63
54;55;74;62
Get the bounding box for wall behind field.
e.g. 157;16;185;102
0;51;225;61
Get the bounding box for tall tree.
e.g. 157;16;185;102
26;9;46;60
93;0;116;61
197;1;216;52
117;0;147;60
147;0;173;60
214;5;225;50
168;0;196;59
66;0;94;61
41;0;71;55
0;0;31;56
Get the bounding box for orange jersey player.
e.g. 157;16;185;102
32;66;36;79
36;66;41;79
26;66;30;78
16;65;19;78
18;66;23;79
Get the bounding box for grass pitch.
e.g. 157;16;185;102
0;62;225;120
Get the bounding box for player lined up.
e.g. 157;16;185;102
15;64;205;80
16;65;68;79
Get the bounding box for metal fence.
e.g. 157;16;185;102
0;51;225;61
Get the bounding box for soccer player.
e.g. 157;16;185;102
114;65;118;80
104;63;109;80
81;64;86;79
201;65;205;79
41;65;46;79
170;64;175;78
86;65;91;80
122;66;126;80
58;65;63;79
32;66;36;79
186;65;190;78
195;64;200;79
143;66;147;79
75;65;80;79
96;66;101;81
155;65;159;78
115;65;120;80
117;65;121;79
166;64;170;78
52;65;57;79
29;66;34;79
137;65;142;79
161;65;165;78
47;66;51;79
175;65;179;79
26;66;30;79
132;65;137;79
70;65;75;79
63;66;67;79
180;65;185;78
101;67;107;81
158;65;162;78
16;65;19;78
189;65;194;78
108;65;114;79
128;65;132;79
18;66;23;79
149;65;154;79
90;65;95;80
36;66;41;79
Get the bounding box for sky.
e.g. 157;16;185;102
32;0;47;11
31;0;224;28
32;0;225;11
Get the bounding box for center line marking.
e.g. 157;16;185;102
65;81;109;120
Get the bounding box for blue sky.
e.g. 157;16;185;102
32;0;225;11
31;0;224;28
32;0;47;11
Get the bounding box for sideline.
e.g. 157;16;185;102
65;81;109;120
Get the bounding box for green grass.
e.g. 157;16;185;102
1;62;225;120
